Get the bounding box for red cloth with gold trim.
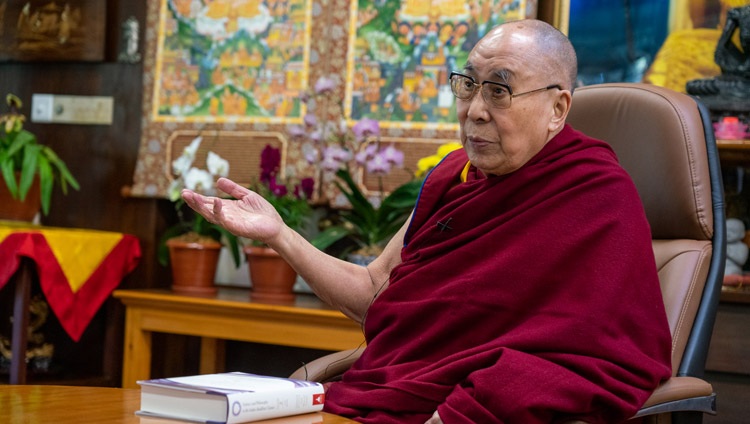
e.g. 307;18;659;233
0;223;141;341
324;125;672;423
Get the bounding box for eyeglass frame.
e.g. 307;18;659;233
449;71;562;109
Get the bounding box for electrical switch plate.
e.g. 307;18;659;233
31;94;114;125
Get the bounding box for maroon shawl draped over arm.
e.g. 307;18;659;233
324;125;672;423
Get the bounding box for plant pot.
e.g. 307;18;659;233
167;237;222;296
0;175;41;222
245;246;297;303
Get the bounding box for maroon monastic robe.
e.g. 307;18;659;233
324;125;672;423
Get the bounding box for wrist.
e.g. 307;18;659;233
264;224;296;253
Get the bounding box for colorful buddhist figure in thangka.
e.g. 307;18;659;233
154;0;311;122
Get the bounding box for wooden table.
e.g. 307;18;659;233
114;288;364;389
0;385;355;423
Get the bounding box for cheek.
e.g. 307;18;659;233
456;104;469;138
495;115;539;157
505;106;548;139
456;102;469;120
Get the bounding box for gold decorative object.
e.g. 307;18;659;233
0;295;54;373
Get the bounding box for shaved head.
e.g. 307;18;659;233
479;20;578;92
455;18;577;176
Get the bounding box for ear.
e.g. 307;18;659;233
548;90;572;132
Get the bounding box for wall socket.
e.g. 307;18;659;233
31;94;114;125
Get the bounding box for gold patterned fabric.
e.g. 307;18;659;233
644;29;722;93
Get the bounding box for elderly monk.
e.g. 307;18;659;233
181;19;672;424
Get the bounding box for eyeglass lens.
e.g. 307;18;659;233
450;74;512;109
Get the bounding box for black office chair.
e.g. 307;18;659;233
292;83;726;423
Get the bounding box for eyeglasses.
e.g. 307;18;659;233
449;71;562;109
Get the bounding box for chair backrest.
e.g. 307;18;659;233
566;83;726;378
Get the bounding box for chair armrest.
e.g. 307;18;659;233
289;348;363;383
633;376;716;418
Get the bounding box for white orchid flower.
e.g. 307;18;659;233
206;151;229;177
172;136;203;176
171;155;192;177
184;136;203;159
184;168;215;195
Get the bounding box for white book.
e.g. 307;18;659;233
137;372;325;423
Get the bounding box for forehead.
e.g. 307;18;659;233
463;29;540;83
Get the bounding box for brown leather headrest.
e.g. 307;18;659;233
566;83;713;242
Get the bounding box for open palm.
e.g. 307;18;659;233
181;177;285;245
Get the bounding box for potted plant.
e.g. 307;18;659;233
0;94;79;220
314;141;463;257
311;167;420;261
158;135;242;296
287;77;420;262
244;144;315;302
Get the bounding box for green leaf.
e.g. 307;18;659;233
4;130;34;165
379;179;421;213
310;225;350;251
19;143;40;201
0;155;18;198
216;226;241;268
334;188;376;243
335;169;376;219
43;146;80;192
0;102;79;216
324;169;422;252
38;155;53;215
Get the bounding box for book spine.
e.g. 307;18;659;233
225;385;325;423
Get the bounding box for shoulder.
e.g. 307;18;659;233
543;125;627;180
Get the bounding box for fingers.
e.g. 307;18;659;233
181;189;205;209
181;189;217;218
212;197;223;217
217;177;252;199
180;189;199;207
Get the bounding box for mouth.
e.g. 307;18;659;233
465;135;495;148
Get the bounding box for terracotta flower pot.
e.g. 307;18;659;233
245;245;297;303
167;237;222;296
0;175;41;222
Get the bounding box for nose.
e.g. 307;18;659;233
466;88;491;122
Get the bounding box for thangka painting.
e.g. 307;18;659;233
131;0;537;197
151;0;312;123
346;0;536;128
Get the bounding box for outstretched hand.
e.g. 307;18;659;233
181;177;286;246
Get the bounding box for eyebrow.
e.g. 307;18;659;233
463;62;513;84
